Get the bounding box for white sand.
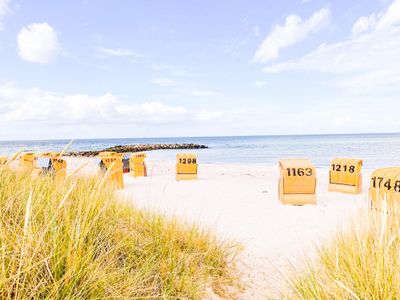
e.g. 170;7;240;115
65;157;368;299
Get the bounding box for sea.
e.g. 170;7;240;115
1;133;400;170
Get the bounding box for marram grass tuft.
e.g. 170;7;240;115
287;206;400;300
0;168;240;299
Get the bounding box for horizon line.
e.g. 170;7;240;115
1;131;399;143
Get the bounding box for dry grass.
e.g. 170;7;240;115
287;205;400;300
0;167;240;299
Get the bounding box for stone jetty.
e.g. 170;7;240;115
65;143;208;157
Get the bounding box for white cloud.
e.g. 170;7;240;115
264;0;400;92
1;83;400;139
0;83;222;128
352;14;377;35
17;23;60;64
0;84;180;124
95;46;141;62
0;0;11;30
376;0;400;29
150;78;176;87
253;7;330;63
352;0;400;35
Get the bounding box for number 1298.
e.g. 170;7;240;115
179;158;196;164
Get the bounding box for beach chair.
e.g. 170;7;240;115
19;152;36;169
49;153;67;179
369;167;400;214
98;152;124;189
129;152;147;178
329;158;363;194
278;159;317;205
33;153;67;179
176;153;197;180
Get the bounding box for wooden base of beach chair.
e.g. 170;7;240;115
279;193;317;205
176;173;197;181
329;183;361;194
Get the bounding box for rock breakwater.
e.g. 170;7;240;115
65;143;208;157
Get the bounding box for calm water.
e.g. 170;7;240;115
1;133;400;170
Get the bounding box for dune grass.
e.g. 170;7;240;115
0;167;240;299
287;206;400;299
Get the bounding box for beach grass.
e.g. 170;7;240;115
287;206;400;299
0;167;240;299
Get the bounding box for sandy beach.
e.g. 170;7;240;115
65;157;368;299
2;0;399;297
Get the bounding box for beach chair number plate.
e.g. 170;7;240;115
371;177;400;192
286;168;312;176
331;164;355;173
179;158;197;164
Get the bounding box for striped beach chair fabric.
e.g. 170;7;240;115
36;157;51;169
122;153;131;173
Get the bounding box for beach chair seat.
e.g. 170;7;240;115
122;153;131;173
36;157;51;170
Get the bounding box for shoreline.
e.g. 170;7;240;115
65;155;380;171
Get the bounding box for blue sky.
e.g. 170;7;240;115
0;0;399;140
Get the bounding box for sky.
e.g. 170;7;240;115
0;0;399;140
